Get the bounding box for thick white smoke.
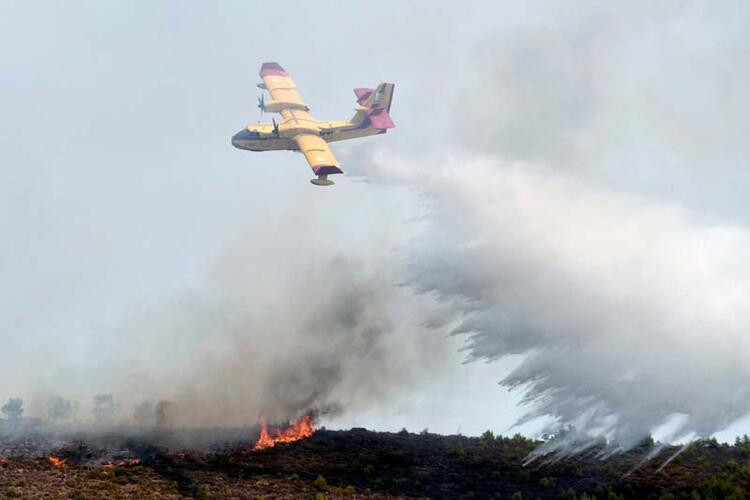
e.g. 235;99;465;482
365;149;750;451
37;208;458;430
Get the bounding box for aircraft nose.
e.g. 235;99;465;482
231;128;253;148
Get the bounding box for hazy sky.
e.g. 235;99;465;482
0;1;534;435
2;1;750;443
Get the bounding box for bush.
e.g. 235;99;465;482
193;484;209;500
5;487;20;498
607;489;624;500
510;492;523;500
701;473;743;498
516;469;530;482
314;474;328;491
539;477;554;488
559;489;577;500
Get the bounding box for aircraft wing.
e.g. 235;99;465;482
259;62;308;110
294;134;343;177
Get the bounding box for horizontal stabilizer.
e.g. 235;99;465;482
349;83;395;130
367;108;395;130
354;88;374;104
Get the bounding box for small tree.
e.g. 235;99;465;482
133;401;155;426
92;394;115;422
1;398;23;420
154;400;174;428
314;474;328;491
47;396;76;422
560;489;578;500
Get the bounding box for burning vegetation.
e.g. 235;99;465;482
2;428;750;498
2;398;749;498
253;413;315;451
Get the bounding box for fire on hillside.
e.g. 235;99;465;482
253;414;314;451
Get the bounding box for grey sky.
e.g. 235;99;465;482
0;1;533;435
2;1;750;443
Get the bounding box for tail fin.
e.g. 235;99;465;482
350;83;395;130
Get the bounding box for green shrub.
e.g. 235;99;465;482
606;489;624;500
314;474;328;491
510;492;523;500
194;484;209;500
5;487;20;499
539;477;554;488
559;489;577;500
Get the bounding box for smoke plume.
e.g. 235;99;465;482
42;215;451;429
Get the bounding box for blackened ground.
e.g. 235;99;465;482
1;428;750;498
224;430;750;499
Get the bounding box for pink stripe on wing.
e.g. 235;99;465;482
260;62;288;77
312;165;344;175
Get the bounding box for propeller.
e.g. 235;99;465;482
272;118;279;136
257;94;265;116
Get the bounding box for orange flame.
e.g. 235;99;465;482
253;414;314;451
48;457;66;468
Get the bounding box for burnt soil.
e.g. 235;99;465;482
1;428;750;499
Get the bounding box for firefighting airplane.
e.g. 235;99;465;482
231;62;395;186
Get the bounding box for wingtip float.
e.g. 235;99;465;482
232;62;395;186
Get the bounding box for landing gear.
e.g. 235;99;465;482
310;174;334;186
